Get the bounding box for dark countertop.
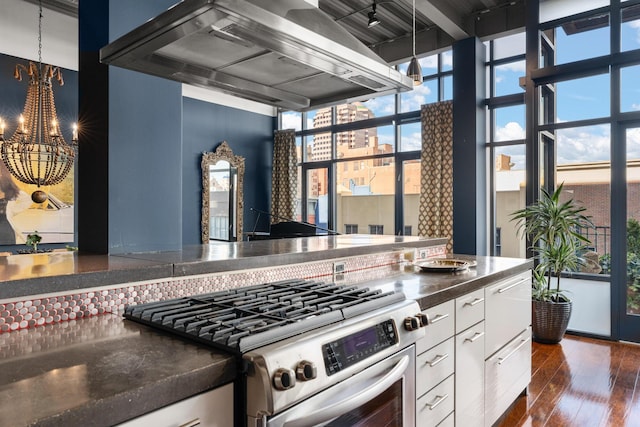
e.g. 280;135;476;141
0;254;531;427
370;255;534;310
0;313;236;427
0;235;444;300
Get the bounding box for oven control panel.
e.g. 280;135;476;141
322;319;397;376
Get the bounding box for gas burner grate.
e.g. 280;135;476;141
124;279;404;353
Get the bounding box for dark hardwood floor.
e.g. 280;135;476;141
498;334;640;427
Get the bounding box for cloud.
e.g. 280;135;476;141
364;96;396;116
402;130;421;151
627;127;640;160
632;103;640;111
281;112;301;130
441;51;453;68
556;125;611;164
400;84;432;112
495;122;525;142
419;55;438;71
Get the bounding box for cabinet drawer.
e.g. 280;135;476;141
416;337;455;398
416;374;454;427
455;288;485;334
485;271;531;358
416;300;455;353
485;328;531;427
455;321;485;427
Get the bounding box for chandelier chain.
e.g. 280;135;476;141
38;0;42;67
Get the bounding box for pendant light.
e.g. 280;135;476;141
406;0;422;86
0;0;77;203
368;2;380;28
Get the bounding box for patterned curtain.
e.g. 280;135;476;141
271;129;297;224
418;101;454;253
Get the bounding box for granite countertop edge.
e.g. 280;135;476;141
0;236;448;301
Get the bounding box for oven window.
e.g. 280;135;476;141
326;381;403;426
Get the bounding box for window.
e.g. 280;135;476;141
486;32;527;256
621;64;640;113
345;224;358;234
621;4;640;52
369;224;384;235
556;74;610;122
284;49;453;237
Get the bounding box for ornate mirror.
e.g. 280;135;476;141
201;141;245;242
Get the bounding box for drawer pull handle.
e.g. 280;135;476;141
426;393;449;410
497;278;529;294
427;353;449;367
464;331;485;343
464;297;484;307
498;337;531;365
429;313;450;324
179;419;201;427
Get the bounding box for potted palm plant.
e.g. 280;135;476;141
511;183;593;344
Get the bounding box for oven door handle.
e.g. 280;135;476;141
282;355;409;427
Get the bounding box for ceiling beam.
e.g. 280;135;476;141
471;1;526;40
369;26;455;64
414;0;469;40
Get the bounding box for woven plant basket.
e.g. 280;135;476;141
532;300;572;344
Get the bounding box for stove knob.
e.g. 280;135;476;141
273;368;296;391
404;316;420;331
296;360;317;381
416;313;429;327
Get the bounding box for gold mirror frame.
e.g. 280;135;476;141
201;141;245;243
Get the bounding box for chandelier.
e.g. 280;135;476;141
0;0;77;204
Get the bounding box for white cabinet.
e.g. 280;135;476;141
484;271;532;427
484;272;531;359
417;337;455;398
416;300;455;426
416;374;455;427
455;288;485;334
417;300;455;353
117;383;234;427
415;270;531;427
485;328;531;425
454;288;485;427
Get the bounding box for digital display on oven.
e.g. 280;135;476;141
322;319;397;376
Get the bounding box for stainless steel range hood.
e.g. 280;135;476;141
99;0;413;111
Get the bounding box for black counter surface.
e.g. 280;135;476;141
0;314;236;427
0;254;531;426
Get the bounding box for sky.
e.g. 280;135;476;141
282;10;640;170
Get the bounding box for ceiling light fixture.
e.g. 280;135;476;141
367;2;380;27
406;0;422;86
0;0;77;203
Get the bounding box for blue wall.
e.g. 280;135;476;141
75;0;275;253
0;46;276;252
182;98;274;244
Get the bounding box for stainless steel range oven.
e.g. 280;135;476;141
124;279;426;427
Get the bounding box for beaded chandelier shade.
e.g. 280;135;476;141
0;1;77;204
